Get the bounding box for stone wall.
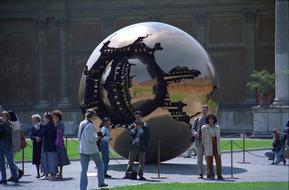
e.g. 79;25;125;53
218;107;253;133
252;106;289;137
0;0;276;135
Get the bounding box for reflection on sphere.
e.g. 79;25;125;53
79;22;218;163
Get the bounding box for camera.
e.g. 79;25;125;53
97;131;104;138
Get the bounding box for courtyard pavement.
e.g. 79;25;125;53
0;149;288;190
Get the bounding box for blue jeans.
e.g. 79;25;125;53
265;150;284;164
80;152;104;190
100;142;109;175
0;145;18;182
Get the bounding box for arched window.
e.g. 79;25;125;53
0;33;35;107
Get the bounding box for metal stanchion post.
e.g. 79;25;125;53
22;148;24;173
151;139;166;179
229;140;238;179
230;140;233;178
239;133;250;164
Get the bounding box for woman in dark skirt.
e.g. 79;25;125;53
52;110;70;179
30;114;43;178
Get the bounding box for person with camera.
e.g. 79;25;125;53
78;109;107;189
124;111;149;180
265;128;286;165
191;105;208;179
99;117;113;178
0;111;19;184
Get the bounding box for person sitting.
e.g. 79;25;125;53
265;128;286;165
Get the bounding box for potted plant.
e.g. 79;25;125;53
246;69;275;106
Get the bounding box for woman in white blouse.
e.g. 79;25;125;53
201;114;224;180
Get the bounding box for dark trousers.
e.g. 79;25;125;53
126;146;145;177
206;137;222;178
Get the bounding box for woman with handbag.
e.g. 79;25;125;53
52;110;70;179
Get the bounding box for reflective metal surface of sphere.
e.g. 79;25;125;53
79;22;218;163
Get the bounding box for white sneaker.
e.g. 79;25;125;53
39;176;49;180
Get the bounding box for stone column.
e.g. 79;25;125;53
243;10;257;105
57;17;71;107
252;1;289;137
194;12;208;46
35;18;49;108
273;0;289;106
102;16;115;39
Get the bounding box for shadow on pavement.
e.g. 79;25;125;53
52;177;74;181
109;163;247;175
18;180;33;184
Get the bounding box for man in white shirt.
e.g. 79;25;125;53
78;109;108;189
191;105;208;179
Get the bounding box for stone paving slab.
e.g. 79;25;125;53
0;150;288;190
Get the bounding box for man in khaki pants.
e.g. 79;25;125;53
191;105;208;179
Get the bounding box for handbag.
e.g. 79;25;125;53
55;128;65;148
20;131;27;149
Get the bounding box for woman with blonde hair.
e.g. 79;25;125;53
30;114;43;178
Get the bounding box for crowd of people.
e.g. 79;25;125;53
78;105;225;190
0;109;70;184
77;109;149;189
0;106;288;189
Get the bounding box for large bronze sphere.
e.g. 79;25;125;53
79;22;218;163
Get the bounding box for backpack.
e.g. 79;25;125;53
55;128;65;148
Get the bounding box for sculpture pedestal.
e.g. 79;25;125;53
252;106;289;138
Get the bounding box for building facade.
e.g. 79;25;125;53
0;0;275;132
